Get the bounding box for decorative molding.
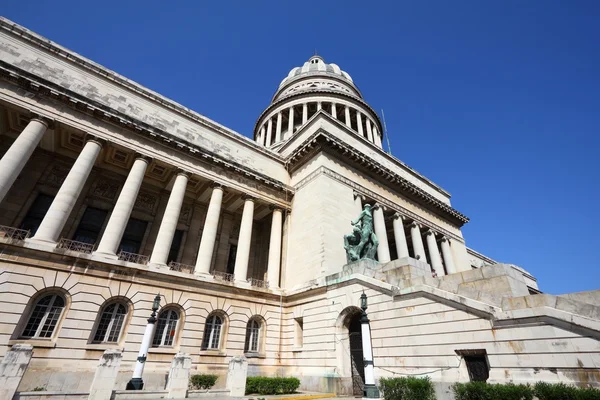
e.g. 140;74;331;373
91;178;120;201
294;166;465;242
45;164;70;188
134;191;157;214
179;204;191;224
288;132;469;226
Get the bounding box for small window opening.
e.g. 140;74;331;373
294;317;304;348
456;349;489;382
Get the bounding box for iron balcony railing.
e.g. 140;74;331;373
168;261;194;274
0;225;31;241
57;238;95;254
213;270;234;283
248;278;269;289
117;250;149;265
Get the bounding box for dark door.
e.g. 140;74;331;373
348;314;365;397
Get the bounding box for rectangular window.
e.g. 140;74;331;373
118;218;148;254
167;229;184;264
456;349;489;382
20;194;55;235
226;244;237;275
72;207;108;244
294;317;304;348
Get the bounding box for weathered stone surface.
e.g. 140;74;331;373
0;344;33;400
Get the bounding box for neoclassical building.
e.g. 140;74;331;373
0;17;598;396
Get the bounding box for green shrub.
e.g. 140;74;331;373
452;382;533;400
245;376;300;395
379;376;436;400
189;374;218;390
534;382;600;400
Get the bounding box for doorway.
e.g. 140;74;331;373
348;313;365;397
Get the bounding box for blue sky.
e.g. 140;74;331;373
3;1;599;294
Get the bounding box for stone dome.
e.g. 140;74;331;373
279;56;354;88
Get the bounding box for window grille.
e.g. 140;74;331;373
152;309;179;347
201;314;223;350
93;303;127;343
22;294;65;338
244;319;261;353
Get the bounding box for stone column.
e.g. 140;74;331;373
344;106;352;128
31;137;103;244
0;344;33;400
149;171;189;266
287;107;294;139
426;230;444;276
195;184;224;274
259;126;266;146
356;112;364;138
317;101;322;111
366;119;374;142
302;103;308;124
95;156;149;257
374;127;383;148
275;112;282;142
331;102;337;119
373;204;391;263
353;192;363;215
89;349;122;400
265;119;273;147
233;196;255;281
392;213;409;259
267;208;283;287
0;118;49;204
166;353;192;399
409;221;427;261
440;237;457;274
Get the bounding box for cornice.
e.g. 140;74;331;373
295;166;466;240
287;131;469;226
273;72;363;102
0;17;281;162
0;61;294;198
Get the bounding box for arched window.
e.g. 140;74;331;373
201;314;223;350
92;302;127;343
244;318;262;353
152;309;179;347
22;294;65;338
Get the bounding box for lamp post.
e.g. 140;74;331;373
360;291;380;398
127;294;161;390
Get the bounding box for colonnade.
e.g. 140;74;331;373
356;193;457;275
0;118;285;287
256;101;382;148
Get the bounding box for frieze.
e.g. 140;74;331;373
294;166;464;243
45;164;70;188
91;178;120;201
134;191;157;213
179;204;191;224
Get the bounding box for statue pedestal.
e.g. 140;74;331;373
341;257;432;287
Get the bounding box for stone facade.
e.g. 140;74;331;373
0;16;598;398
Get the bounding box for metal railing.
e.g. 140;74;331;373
248;278;269;289
168;261;194;274
57;238;95;254
0;225;30;241
213;270;234;283
117;251;149;265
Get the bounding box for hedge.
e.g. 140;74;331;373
245;377;301;395
379;376;436;400
453;382;600;400
189;374;218;390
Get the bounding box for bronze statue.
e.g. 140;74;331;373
344;204;379;262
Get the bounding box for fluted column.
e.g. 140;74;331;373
265;119;273;147
234;196;255;281
286;107;294;140
353;192;363;215
95;156;149;256
366;119;374;142
344;106;351;128
259;126;266;146
374;127;383;148
373;204;391;263
409;222;427;262
302;103;308;124
331;103;337;119
149;171;189;266
275;112;282;142
392;213;409;259
440;237;457;274
195;184;224;274
356;113;364;138
32;137;103;243
426;230;444;276
0;117;50;204
266;207;283;287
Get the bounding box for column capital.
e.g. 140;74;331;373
210;182;225;190
86;135;107;148
242;194;256;202
29;114;54;129
174;169;190;178
134;153;152;163
409;221;421;229
373;203;385;212
425;229;436;237
353;191;365;201
269;204;284;212
393;212;405;221
440;236;450;243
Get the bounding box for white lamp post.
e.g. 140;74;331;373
360;292;380;398
127;294;160;390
